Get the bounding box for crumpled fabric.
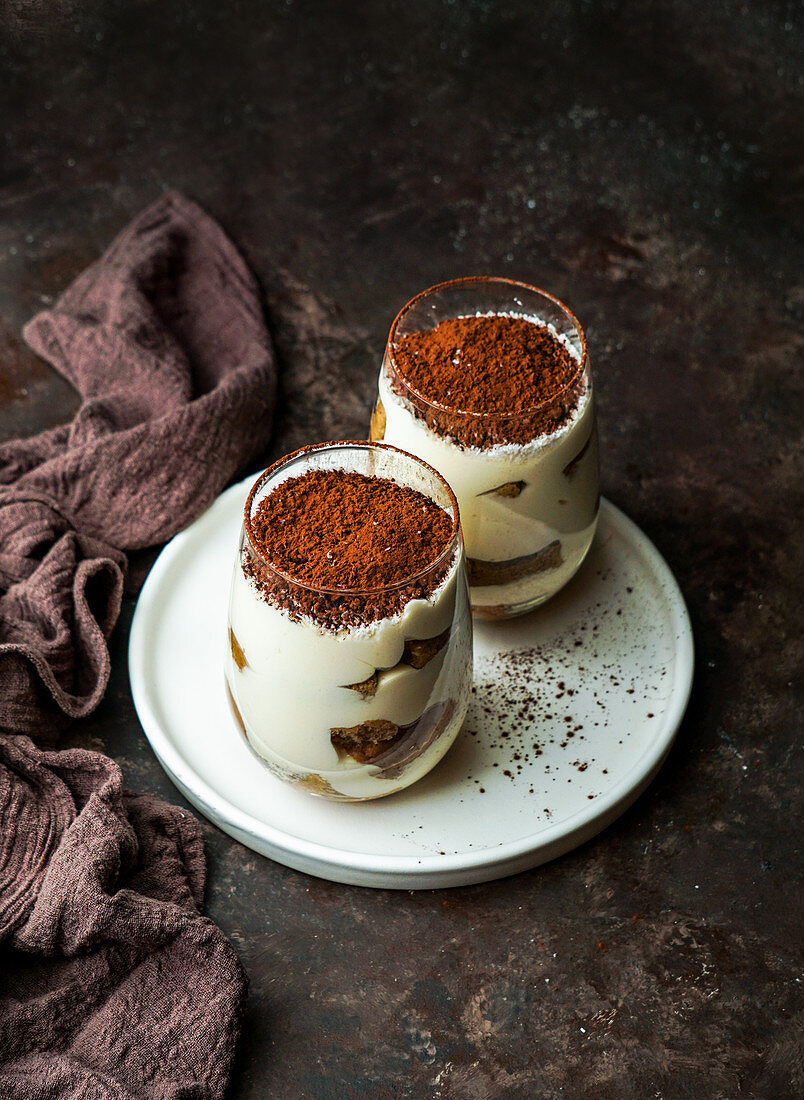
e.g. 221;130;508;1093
0;191;277;1098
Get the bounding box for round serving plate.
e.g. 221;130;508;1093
129;477;693;890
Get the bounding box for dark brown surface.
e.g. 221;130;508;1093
1;2;801;1097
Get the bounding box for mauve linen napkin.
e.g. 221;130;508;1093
0;192;277;1098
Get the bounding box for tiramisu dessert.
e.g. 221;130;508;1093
225;441;472;800
371;277;600;618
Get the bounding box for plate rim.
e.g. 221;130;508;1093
129;485;694;887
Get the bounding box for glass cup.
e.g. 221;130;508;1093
225;441;473;801
370;277;600;619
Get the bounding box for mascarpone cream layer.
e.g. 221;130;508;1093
377;369;599;610
226;554;471;794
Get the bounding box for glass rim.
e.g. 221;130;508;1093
386;276;589;422
242;440;462;597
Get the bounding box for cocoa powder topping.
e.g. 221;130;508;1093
244;469;455;629
390;314;585;448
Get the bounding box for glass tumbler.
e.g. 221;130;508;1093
225;441;473;801
370;277;600;619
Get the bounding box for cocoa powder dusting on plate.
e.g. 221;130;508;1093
243;469;456;630
390;314;585;448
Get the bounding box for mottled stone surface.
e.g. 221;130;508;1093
1;2;801;1097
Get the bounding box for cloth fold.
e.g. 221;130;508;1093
0;192;276;1098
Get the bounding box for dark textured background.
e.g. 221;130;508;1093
1;2;802;1097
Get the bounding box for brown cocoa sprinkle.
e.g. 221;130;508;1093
244;469;455;630
390;314;584;447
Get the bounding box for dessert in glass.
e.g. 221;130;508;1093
225;441;473;801
370;277;600;619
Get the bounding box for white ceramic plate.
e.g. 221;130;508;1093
129;479;693;890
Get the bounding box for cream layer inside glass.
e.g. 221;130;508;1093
377;338;599;613
226;554;471;800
